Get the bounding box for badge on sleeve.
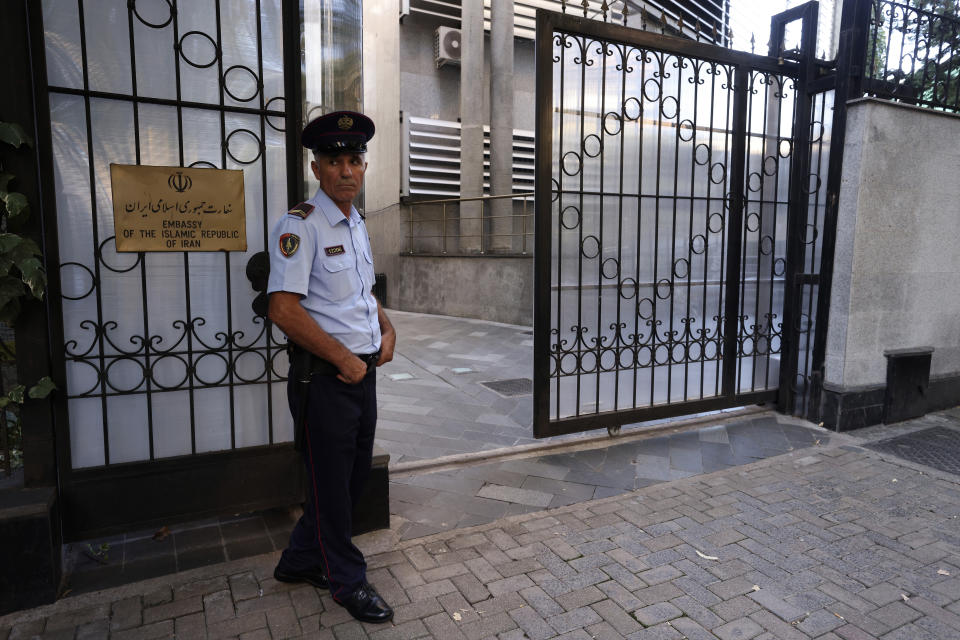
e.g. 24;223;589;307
279;233;300;257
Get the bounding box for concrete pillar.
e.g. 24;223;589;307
489;0;515;253
459;0;485;253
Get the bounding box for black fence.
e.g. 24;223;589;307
861;0;960;112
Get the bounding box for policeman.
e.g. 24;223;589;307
267;111;396;623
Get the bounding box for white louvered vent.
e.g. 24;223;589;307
401;115;535;198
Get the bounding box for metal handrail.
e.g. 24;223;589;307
406;192;535;255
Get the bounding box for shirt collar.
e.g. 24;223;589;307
311;187;361;228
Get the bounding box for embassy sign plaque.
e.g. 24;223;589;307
110;164;247;252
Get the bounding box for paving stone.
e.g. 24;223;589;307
112;619;175;640
459;611;517;640
451;573;491;604
367;618;429;640
142;595;203;624
746;587;805;622
478;485;553;508
7;619;44;640
590;599;643;636
508;605;554;640
520;585;565;618
229;573;261;602
111;596;143;631
860;583;906;607
392;598;444;625
74;618;109;640
748;610;807;640
266;605;302;638
176;576;230;600
547;606;603;635
556;586;606;612
44;605;108;631
174;612;206;639
625;622;683;639
711;596;762;623
671;595;724;630
634;602;683;627
869;601;922;628
666;616;717;640
487;575;534;597
204;589;236;623
713;617;763;640
290;585;324;618
206;611;268;639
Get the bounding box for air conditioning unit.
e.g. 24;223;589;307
434;26;461;68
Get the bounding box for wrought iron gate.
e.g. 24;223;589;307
533;5;831;437
40;0;305;539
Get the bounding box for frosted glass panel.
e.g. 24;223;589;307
45;1;293;469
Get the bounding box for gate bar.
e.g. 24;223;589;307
720;66;750;397
533;10;554;439
533;11;804;79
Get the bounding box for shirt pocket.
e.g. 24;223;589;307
318;257;357;302
360;245;375;284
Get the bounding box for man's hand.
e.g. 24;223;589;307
377;328;396;367
375;300;396;367
337;354;369;385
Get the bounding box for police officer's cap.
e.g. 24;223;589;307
301;111;375;154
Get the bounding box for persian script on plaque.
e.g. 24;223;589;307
110;164;247;252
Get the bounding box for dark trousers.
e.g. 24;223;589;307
279;368;377;600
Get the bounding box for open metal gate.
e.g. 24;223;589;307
533;4;832;437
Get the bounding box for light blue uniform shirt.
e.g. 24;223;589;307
267;188;381;355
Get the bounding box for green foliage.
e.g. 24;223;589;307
28;376;56;399
0;121;56;473
0;122;32;149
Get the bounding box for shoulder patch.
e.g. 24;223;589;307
287;202;314;219
279;233;300;257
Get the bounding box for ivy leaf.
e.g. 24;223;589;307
0;233;23;255
18;257;45;299
0;234;41;267
0;276;25;324
0;384;26;408
0;297;21;325
0;122;33;149
28;376;56;399
2;192;30;222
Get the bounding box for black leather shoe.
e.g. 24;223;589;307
273;564;329;589
339;582;393;623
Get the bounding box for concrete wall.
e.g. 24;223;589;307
365;13;538;317
398;14;536;129
824;98;960;390
396;255;533;326
362;1;403;305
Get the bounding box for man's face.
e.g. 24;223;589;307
311;152;367;208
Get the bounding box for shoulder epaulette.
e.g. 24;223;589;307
287;202;314;219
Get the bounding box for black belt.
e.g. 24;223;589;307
289;344;379;377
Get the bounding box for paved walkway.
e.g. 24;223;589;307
4;409;960;639
374;310;536;463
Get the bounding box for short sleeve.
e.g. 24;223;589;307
266;214;315;296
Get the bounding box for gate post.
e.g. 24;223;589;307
775;2;820;414
808;0;872;418
0;0;66;613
